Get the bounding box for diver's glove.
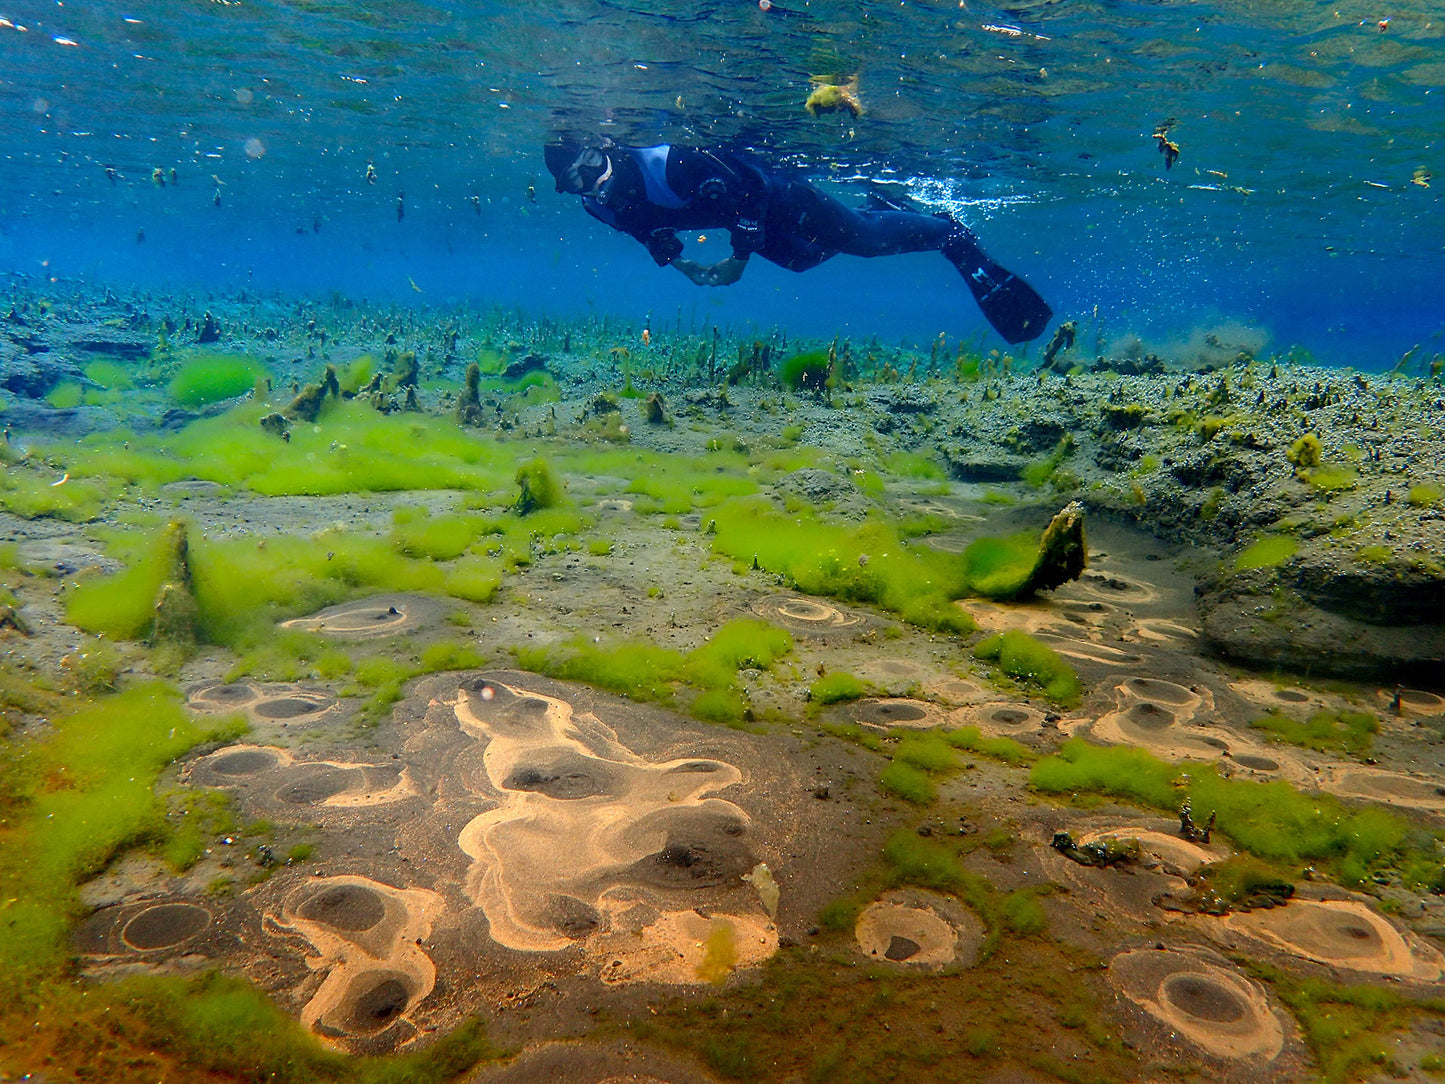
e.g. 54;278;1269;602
646;228;684;266
731;215;764;256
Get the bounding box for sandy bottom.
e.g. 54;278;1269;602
854;889;985;970
1110;947;1285;1061
46;486;1443;1078
1212;898;1445;981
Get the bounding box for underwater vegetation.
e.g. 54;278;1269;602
513;618;793;725
0;665;498;1081
35;398;520;500
1235;534;1298;570
705;497;976;633
808;670;868;705
167;352;269;408
0;683;244;985
1249;707;1379;756
972;630;1082;707
513;456;563;514
878;728;1036;806
63;514;528;653
1248;963;1445;1084
631;937;1132;1084
777;350;832;392
1030;740;1442;889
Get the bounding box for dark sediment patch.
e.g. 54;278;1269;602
276;767;358;805
1125;702;1175;730
347;975;411;1033
253;695;331;720
668;761;723;775
502;762;611;800
543;895;601;940
122;902;212;950
848;699;931;726
1120;677;1197;706
297;884;387;932
1232;754;1280;771
209;748;280;775
884;935;921;961
631;833;754;889
750;594;867;635
988;708;1032;726
1162;973;1248;1024
189;682;258;708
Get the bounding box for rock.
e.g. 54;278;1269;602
1195;565;1445;679
940;448;1029;483
1021;500;1088;595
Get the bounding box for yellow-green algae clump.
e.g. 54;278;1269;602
514;618;792;725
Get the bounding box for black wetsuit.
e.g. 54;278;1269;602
583;144;958;271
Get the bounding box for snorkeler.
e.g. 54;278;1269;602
544;141;1052;344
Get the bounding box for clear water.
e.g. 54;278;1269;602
1;0;1441;367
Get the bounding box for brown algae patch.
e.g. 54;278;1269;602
1110;947;1285;1061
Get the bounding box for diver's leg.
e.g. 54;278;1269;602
838;208;956;257
780;182;956;257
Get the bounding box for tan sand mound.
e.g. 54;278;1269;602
594;906;777;986
1118;677;1204;709
1227;679;1330;716
969;600;1070;638
1070;569;1161;605
947;701;1047;737
1038;636;1144;667
1215;898;1445;980
1110;947;1284;1061
1130;617;1200;646
187;681;263;711
854;890;983;970
276;875;443;1042
1315;766;1445;813
187;682;341;730
278;592;445;639
749;593;868;635
839;697;942;730
1056;599;1120;628
856;657;932;689
448;677;772;965
1085;676;1238;760
187;744;416;809
925;677;991;705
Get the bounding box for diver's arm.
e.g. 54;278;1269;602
671;256;748;287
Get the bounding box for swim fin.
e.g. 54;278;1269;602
943;230;1053;344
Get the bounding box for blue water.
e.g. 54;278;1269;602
1;0;1440;367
